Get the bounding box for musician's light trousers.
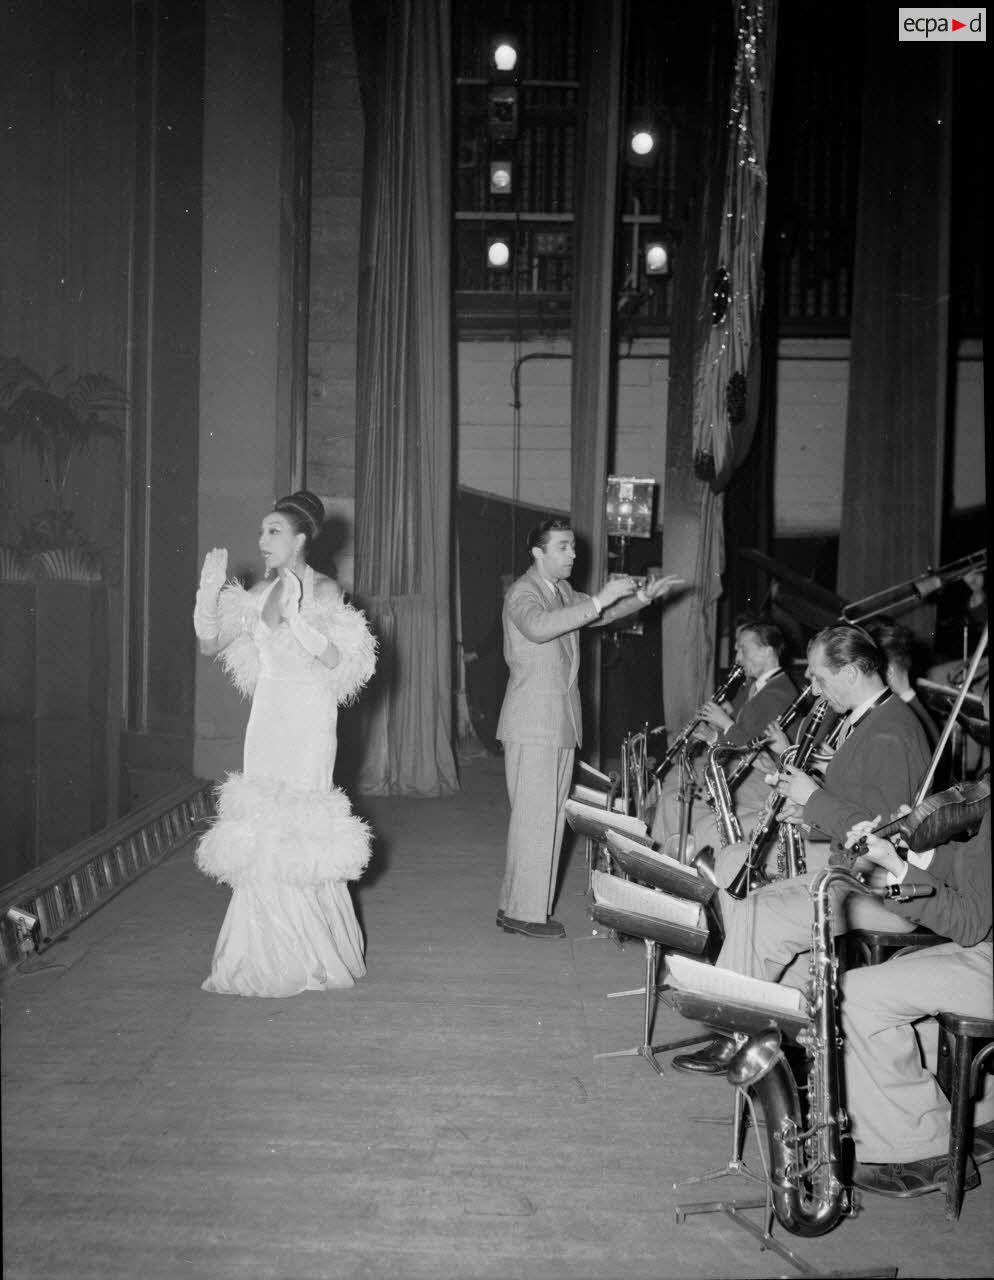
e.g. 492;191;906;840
500;743;574;922
716;863;916;984
651;769;771;862
842;939;994;1163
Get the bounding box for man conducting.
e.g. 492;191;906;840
496;517;684;938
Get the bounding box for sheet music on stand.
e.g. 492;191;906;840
665;955;811;1037
564;799;649;842
591;870;706;935
605;830;715;905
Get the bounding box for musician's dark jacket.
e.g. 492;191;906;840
803;694;932;846
722;668;799;747
886;810;992;947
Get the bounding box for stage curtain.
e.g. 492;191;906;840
660;0;778;728
570;0;625;765
350;0;458;796
836;13;951;626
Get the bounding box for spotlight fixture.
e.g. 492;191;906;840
645;241;669;275
6;906;40;954
486;236;512;270
626;119;658;167
489;156;514;196
490;33;519;76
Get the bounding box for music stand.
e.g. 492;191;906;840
564;798;650;895
589;867;713;1074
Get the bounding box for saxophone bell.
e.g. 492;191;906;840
727;1027;786;1088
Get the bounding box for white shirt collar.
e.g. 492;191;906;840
844;686;888;730
752;666;782;694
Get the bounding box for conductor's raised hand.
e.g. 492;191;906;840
642;574;686;602
199;548;228;596
597;575;638;608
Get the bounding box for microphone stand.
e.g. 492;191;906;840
914;625;987;803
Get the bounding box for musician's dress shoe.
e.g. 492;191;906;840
499;916;566;938
671;1035;739;1074
851;1154;980;1199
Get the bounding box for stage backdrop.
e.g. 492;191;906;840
351;0;459;795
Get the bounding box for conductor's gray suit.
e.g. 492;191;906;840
496;566;602;923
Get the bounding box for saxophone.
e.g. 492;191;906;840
726;699;829;900
723;864;866;1237
702;742;744;847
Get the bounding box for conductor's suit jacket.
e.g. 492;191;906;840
496;566;601;750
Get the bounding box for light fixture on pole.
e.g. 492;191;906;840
486;235;512;271
605;475;656;569
645;240;670;276
626;120;658;167
489;154;514;196
487;32;520;141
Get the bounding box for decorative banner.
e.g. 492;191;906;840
692;0;777;495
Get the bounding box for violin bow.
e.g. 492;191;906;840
913;623;988;805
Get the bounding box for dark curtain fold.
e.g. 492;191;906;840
570;0;625;765
836;13;951;634
351;0;458;796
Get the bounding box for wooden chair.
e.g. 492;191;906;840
936;1011;994;1220
844;925;946;969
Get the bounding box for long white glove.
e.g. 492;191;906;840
194;547;228;640
280;571;329;657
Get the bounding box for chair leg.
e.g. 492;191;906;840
945;1032;974;1221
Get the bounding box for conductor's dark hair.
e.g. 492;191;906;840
864;618;914;675
273;490;325;545
527;516;572;554
808;623;884;677
736;617;787;660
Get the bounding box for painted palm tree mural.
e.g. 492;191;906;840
0;356;125;580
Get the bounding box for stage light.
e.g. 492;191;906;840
492;40;518;73
486;237;512;270
645;241;669;275
626;120;658;167
489;158;513;195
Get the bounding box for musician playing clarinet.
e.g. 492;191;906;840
673;623;932;1072
495;518;685;939
650;618;799;860
840;800;993;1199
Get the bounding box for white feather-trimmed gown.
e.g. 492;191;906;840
196;569;377;997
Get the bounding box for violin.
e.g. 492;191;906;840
830;776;990;869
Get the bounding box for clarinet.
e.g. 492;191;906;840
725;699;829;900
651;665;745;782
724;681;815;790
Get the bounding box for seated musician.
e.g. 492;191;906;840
840;804;993;1198
672;623;932;1073
650;618;798;859
865;617;940;749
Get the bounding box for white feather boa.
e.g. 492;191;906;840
196;772;373;887
214;581;377;705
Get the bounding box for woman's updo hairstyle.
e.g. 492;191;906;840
273;489;325;547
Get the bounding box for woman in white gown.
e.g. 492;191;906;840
192;490;377;997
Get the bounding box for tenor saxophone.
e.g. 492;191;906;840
702;743;744;847
723;864;865;1237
